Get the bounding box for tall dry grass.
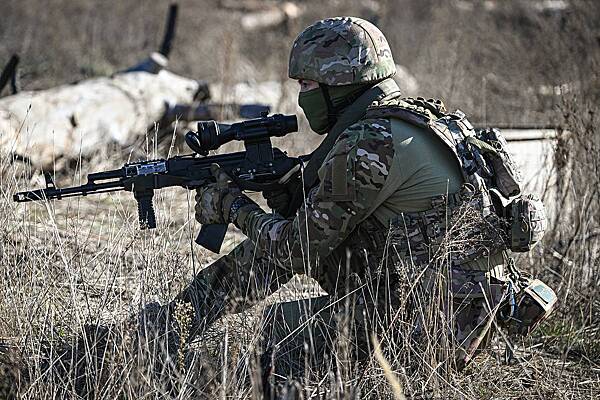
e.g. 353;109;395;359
1;116;599;399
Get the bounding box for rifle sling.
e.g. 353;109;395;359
284;78;401;217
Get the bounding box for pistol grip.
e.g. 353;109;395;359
195;224;228;253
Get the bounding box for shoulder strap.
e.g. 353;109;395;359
366;96;447;122
283;78;401;217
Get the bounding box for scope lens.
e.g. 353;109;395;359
198;121;221;150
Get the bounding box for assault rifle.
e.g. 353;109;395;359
13;113;305;253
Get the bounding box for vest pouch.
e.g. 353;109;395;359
508;194;546;252
499;278;557;336
476;128;523;197
450;268;506;367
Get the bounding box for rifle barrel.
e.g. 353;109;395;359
89;168;125;181
13;180;124;202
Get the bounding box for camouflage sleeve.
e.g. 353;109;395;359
236;118;394;272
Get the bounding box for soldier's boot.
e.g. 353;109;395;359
19;323;116;397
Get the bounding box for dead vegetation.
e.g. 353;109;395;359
1;0;600;399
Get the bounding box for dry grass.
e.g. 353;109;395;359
0;118;598;399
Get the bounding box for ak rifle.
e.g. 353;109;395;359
13;113;306;253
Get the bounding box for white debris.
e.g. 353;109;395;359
0;69;199;167
209;80;300;115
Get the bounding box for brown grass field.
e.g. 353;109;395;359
1;0;599;398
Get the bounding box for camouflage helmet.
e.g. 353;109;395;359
289;17;396;86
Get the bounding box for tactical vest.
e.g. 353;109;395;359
365;97;522;200
374;97;545;254
325;97;546;276
318;98;555;341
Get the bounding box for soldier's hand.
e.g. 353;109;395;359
195;164;247;225
263;174;301;215
263;187;291;213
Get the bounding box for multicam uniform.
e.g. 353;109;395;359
175;93;509;372
171;17;511;373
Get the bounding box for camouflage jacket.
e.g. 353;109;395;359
235;97;473;280
238;117;394;272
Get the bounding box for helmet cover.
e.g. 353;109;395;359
289;16;396;86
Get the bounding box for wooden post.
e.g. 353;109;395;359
0;55;19;97
159;4;179;58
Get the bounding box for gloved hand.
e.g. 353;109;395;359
262;175;300;215
263;187;291;213
195;164;249;225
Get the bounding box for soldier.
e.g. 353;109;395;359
16;18;555;397
157;15;515;378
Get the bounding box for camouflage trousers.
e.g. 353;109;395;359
406;263;508;371
145;238;508;377
165;238;393;377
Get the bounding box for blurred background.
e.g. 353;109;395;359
2;0;597;125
